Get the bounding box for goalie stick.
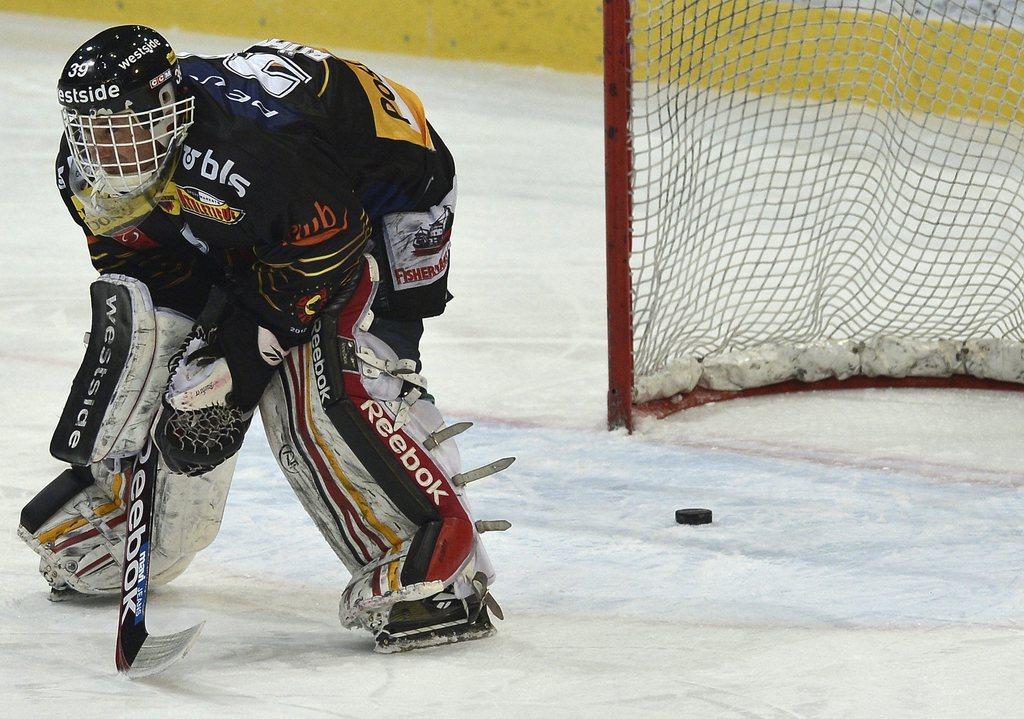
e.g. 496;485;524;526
115;437;205;678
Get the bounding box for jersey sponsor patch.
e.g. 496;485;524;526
180;144;251;197
289;201;347;246
184;58;293;124
342;60;434;150
382;185;456;291
177;186;245;225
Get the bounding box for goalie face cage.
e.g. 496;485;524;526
605;0;1024;431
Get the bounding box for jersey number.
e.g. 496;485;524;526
223;53;311;98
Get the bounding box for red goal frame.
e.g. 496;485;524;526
602;0;1024;432
604;0;635;431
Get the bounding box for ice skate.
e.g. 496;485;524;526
374;584;500;654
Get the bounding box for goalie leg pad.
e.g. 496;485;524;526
338;517;496;634
50;274;194;465
18;455;236;595
259;359;418;577
259;255;497;635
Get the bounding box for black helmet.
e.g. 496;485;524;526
58;25;193;200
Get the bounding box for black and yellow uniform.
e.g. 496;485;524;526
56;39;456;347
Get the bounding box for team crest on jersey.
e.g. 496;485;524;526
295;288;329;324
177;186;245;225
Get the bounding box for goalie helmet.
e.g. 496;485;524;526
58;25;193;199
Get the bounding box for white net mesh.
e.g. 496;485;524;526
627;0;1024;402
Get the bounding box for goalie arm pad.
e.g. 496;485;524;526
50;275;193;465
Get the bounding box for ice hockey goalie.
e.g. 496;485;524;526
17;24;514;654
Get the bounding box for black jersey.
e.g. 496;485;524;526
55;39;456;344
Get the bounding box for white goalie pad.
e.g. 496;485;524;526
18;454;237;595
262;357;496;631
50;274;194;465
108;307;195;457
259;258;506;637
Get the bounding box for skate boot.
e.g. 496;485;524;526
374;572;503;653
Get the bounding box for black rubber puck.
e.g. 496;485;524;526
675;508;712;525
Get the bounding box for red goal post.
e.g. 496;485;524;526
604;0;1024;432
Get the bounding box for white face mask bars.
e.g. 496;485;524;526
61;95;194;197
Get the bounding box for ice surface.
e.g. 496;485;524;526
0;12;1022;718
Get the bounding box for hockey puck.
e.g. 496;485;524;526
675;508;712;525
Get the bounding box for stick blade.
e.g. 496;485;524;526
119;621;206;679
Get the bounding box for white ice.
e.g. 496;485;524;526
1;12;1022;718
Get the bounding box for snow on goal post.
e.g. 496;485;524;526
605;0;1024;430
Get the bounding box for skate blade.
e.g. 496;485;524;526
374;622;496;655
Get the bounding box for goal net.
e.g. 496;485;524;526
606;0;1024;429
